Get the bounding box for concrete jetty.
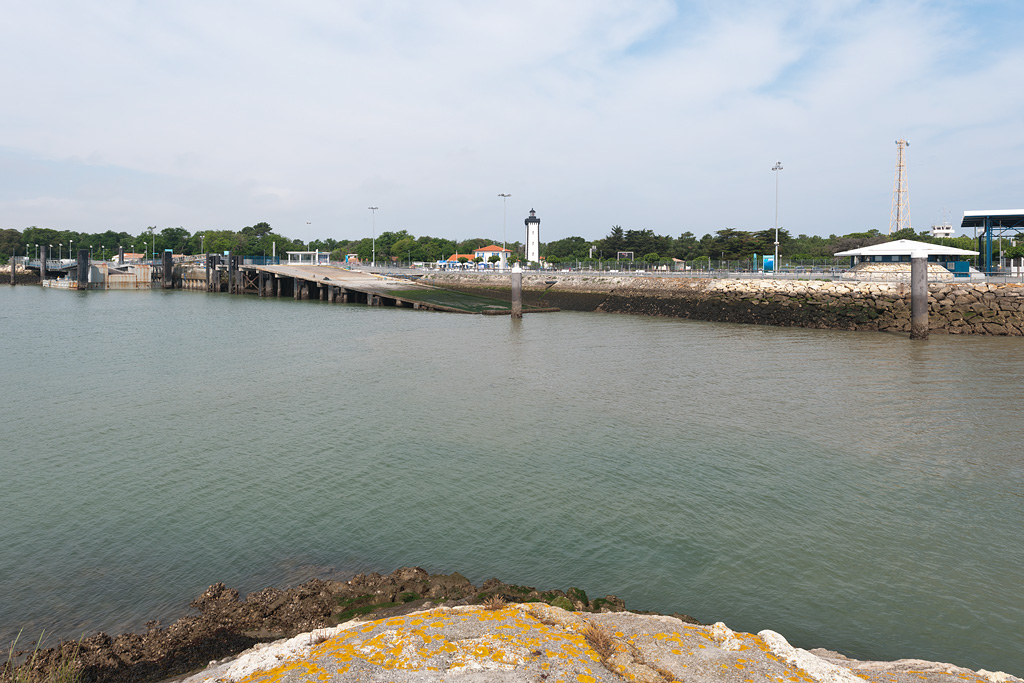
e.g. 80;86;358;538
206;263;557;314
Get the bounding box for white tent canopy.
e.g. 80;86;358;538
834;239;977;258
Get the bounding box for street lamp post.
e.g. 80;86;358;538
200;234;205;255
368;206;378;267
498;193;511;251
772;161;783;277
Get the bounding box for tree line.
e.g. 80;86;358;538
1;221;1002;266
547;226;990;264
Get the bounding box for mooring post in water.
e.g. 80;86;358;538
118;246;124;265
40;244;47;282
77;249;89;290
511;264;523;319
228;254;239;294
9;254;14;286
162;250;173;289
910;251;928;340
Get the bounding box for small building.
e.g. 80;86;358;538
286;251;331;266
441;253;478;270
834;239;979;281
930;223;955;238
472;244;511;268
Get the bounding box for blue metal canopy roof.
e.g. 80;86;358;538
960;210;1024;272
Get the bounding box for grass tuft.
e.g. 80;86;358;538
306;630;332;647
3;630;81;683
582;621;616;663
482;595;506;611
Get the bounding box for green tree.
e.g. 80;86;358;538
0;228;22;258
544;235;589;259
160;227;191;254
601;226;625;254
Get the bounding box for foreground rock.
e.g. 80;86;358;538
183;603;1021;683
1;568;630;683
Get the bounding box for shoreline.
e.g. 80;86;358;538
3;568;1019;683
1;568;636;683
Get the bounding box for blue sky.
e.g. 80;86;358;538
1;0;1022;244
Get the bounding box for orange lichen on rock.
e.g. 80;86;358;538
184;605;1020;683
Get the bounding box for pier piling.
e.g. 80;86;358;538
9;256;14;286
511;265;523;319
77;249;89;289
228;255;241;294
40;244;47;282
910;252;928;340
162;250;173;289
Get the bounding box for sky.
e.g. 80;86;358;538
2;0;1023;244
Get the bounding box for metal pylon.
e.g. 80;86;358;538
889;139;911;235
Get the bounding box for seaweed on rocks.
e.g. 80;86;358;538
1;568;674;683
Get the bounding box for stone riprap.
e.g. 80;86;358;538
421;273;1024;335
1;263;40;285
183;604;1021;683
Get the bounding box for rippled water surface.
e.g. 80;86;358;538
1;286;1022;674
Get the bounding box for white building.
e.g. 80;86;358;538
834;239;979;281
525;209;540;264
472;245;511;268
930;222;955;238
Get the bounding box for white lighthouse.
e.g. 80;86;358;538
524;208;540;265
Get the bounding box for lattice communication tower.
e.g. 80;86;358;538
889;139;911;235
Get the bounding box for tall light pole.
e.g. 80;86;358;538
498;193;511;250
772;161;783;277
368;207;378;267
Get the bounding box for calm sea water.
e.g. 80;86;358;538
1;286;1021;675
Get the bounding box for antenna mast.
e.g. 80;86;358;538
889;139;911;235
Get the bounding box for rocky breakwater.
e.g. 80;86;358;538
5;567;1020;683
1;568;630;683
421;273;1024;335
1;264;40;285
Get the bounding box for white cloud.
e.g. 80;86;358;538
1;0;1022;241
